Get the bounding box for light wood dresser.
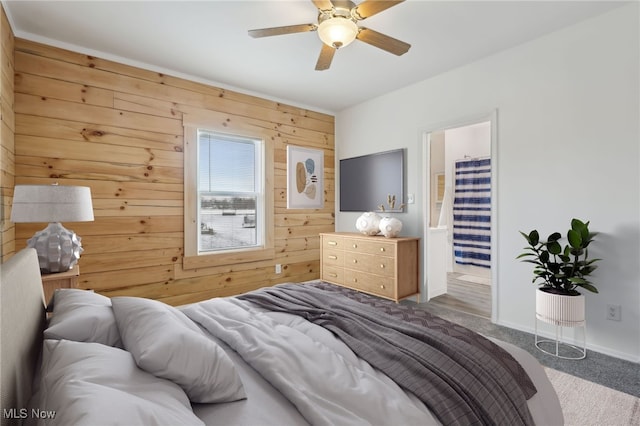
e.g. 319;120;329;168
320;232;420;302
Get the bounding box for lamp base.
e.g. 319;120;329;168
27;222;83;274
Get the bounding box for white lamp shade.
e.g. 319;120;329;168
318;17;358;49
11;185;94;223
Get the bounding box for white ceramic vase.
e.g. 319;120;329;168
379;216;402;238
356;212;381;236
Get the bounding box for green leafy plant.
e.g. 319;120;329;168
517;218;600;295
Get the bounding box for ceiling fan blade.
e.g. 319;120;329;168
353;0;404;20
311;0;334;11
248;24;316;38
356;27;410;56
315;44;336;71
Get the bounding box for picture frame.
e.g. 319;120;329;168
435;173;445;203
287;145;324;209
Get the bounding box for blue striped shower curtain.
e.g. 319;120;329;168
452;158;491;268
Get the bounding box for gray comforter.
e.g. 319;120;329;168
239;283;536;426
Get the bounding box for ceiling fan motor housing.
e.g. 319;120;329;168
317;0;359;48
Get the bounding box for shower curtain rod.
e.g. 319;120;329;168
461;154;490;160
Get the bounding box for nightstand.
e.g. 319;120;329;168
41;265;80;305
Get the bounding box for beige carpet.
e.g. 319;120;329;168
545;367;640;426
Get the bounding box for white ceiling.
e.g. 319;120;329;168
2;0;628;113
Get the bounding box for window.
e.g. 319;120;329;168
183;117;274;270
198;131;263;253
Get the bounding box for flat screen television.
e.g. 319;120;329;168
339;148;405;212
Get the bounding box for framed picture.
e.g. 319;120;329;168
287;145;324;209
435;173;445;203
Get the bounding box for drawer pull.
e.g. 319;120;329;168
353;259;358;264
380;285;385;289
328;255;337;260
380;264;385;269
352;244;357;249
328;241;338;246
380;247;385;252
353;278;358;283
328;273;337;278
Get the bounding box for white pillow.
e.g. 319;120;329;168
112;296;246;403
39;339;204;426
44;289;122;347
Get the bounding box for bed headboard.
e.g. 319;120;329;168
1;248;46;426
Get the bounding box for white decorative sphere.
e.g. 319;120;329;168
356;212;381;235
379;217;403;238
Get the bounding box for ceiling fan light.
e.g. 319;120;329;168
318;17;358;49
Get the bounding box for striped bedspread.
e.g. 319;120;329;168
453;158;491;268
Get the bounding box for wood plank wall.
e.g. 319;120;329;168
0;5;15;261
11;38;335;305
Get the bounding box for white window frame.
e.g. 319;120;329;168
183;115;274;270
197;130;264;253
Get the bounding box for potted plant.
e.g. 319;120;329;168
517;218;600;297
517;218;600;358
517;219;600;326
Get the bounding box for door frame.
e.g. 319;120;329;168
419;110;499;322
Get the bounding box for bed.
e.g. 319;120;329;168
1;248;563;426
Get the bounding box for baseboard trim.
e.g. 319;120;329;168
496;319;639;363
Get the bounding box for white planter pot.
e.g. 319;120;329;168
536;288;585;327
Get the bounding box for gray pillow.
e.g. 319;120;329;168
39;339;204;426
112;296;246;403
44;289;122;347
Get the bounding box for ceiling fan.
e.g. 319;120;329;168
248;0;411;71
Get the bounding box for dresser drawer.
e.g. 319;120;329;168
343;237;395;256
322;266;344;284
323;248;344;267
344;252;395;277
322;235;344;250
344;270;395;299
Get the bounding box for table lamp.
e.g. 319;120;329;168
10;184;94;273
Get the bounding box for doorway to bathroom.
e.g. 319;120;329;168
423;116;495;319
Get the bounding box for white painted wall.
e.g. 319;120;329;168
335;4;639;362
444;122;491;194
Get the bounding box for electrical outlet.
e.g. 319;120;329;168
407;193;415;204
275;264;282;274
607;304;621;321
